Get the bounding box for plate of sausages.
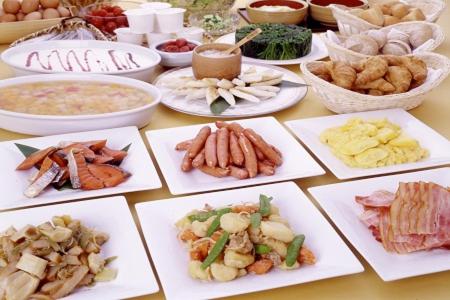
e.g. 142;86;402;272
145;117;325;195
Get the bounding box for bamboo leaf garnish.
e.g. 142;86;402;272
121;143;132;152
210;97;231;115
14;143;40;158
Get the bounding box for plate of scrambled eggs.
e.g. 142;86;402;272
285;109;450;179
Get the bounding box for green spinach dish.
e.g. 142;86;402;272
235;24;312;61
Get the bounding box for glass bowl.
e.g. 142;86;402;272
79;0;141;34
162;0;236;17
188;10;239;36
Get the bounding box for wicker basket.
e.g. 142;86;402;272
300;52;450;114
322;21;445;64
330;0;446;36
9;17;111;47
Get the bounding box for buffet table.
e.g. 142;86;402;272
0;1;449;299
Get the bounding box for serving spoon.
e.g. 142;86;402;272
222;28;263;55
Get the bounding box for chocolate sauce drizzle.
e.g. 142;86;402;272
25;49;141;72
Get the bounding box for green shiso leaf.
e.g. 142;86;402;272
14;143;40;158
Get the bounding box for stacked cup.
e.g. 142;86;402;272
116;2;204;46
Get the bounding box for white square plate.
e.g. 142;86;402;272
136;182;364;300
0;126;161;210
285;109;450;179
145;117;325;195
0;196;158;299
308;167;450;281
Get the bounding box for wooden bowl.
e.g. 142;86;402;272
307;0;367;26
192;43;241;80
246;0;308;25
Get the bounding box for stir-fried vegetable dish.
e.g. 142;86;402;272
175;195;315;282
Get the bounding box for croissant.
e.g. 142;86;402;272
355;78;396;93
382;55;427;83
385;66;412;93
329;62;357;89
357;5;384;26
368;89;384;96
355;56;388;86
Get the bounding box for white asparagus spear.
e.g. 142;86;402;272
218;88;236;106
253;85;281;92
217;79;234;89
206;87;220;105
232;78;245;87
239;74;263;83
235;86;277;98
229;88;260;103
244;66;257;74
186;88;207;100
250;77;283;86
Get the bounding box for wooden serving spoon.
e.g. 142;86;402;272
222;28;263;55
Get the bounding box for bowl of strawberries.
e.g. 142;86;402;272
81;1;141;34
151;38;201;67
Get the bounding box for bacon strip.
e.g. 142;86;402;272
356;182;450;254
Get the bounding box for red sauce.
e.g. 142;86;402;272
310;0;364;7
250;0;304;9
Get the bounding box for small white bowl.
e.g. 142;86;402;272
140;2;172;10
176;27;204;42
0;73;162;136
146;32;173;45
114;27;144;45
155;8;186;33
125;8;155;34
152;39;202;67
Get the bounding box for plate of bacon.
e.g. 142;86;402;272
309;167;450;281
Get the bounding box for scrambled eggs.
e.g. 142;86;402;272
320;118;428;168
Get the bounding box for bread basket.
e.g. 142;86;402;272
322;21;445;64
330;0;446;36
300;52;450;113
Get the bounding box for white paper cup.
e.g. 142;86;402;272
176;27;205;42
124;8;155;34
155;8;186;33
114;27;144;45
140;2;172;10
145;32;173;45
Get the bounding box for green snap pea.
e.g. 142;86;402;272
189;207;232;222
259;194;273;217
188;211;216;222
206;208;232;237
285;234;305;267
201;231;229;270
255;244;271;254
250;213;262;229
